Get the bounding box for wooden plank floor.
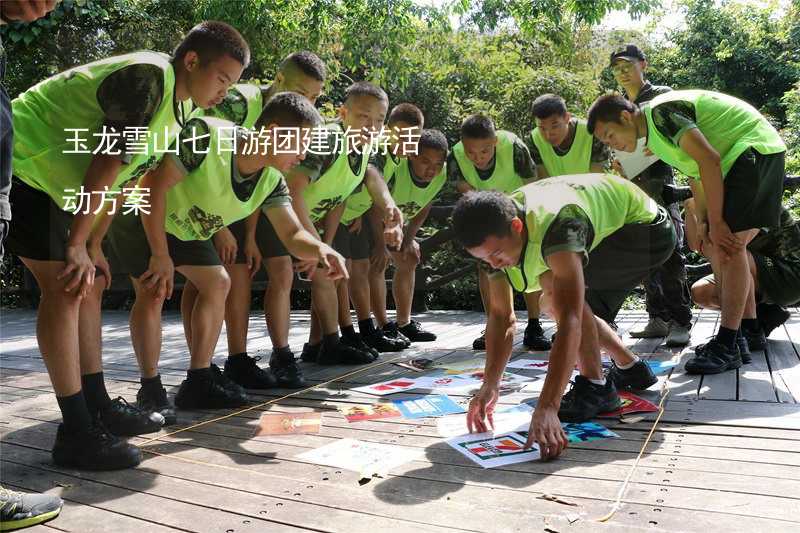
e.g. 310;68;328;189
2;307;800;532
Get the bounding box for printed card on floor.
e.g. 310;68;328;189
436;403;532;438
254;412;321;436
340;403;402;422
352;378;421;396
561;422;619;442
645;359;679;374
447;431;540;468
435;358;487;375
597;391;659;418
505;359;551;371
413;373;483;391
392;394;465;419
296;438;420;476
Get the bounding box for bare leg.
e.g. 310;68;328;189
575;301;604;380
264;256;293;349
369;256;389;326
177;265;230;369
130;275;167;379
716;229;759;330
20;259;83;395
524;290;541;320
391;250;417;326
78;276;106;376
223;264;251;355
181;281;198;350
348;258;372;322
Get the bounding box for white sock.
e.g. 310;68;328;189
616;355;640;370
588;377;606;386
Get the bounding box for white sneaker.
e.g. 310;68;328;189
665;321;691;346
630;317;669;338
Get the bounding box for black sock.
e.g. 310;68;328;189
323;333;340;350
341;324;357;338
228;352;248;360
358;318;376;335
81;372;111;416
140;374;163;391
187;367;212;382
741;318;760;334
57;391;93;433
528;318;540;326
715;327;738;350
273;345;292;356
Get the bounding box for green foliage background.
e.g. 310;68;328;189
2;0;798;310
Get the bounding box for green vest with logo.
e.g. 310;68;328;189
530;118;593;176
503;173;659;293
12;51;189;209
197;82;263;129
340;152;399;225
303;123;371;222
643;90;786;180
452;130;524;193
164;117;285;241
390;158;446;221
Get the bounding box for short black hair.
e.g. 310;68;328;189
417;129;448;156
344;81;388;105
388;103;424;128
587;92;637;134
173;21;250;67
279;51;326;82
532;94;568;120
255;91;322;130
452;191;517;249
460;113;496;140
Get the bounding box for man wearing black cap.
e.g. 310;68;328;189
609;44;693;348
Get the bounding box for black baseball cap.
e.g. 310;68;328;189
610;44;646;65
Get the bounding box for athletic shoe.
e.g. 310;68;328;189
52;423;141;470
362;328;407;352
301;342;321;363
757;302;791;338
136;384;177;426
398;320;437;342
318;339;376;365
223;353;278;389
629;317;669;338
340;333;380;358
269;350;307;389
736;333;752;364
606;360;657;391
174;372;248;409
558;376;622;423
523;321;551;350
382;321;412;347
97;397;164;437
0;487;62;531
665;321;691;347
685;340;742;374
472;331;486;350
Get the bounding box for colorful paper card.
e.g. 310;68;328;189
597;391;659;418
340;403;402;422
392;394;466;419
447;431;540;468
436;403;532;438
253;412;321;436
645;359;678;374
352;378;421;396
505;359;551;371
413;373;483;391
561;422;619;442
296;438;420;475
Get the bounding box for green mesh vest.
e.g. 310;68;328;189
452;130;525;193
530;118;593;176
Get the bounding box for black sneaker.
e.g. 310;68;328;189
97;397;164;437
52;423;141;470
223;353;278;389
362;328;407;352
382;321;412;347
744;328;767;352
398;320;437;342
685;340;742;375
757;302;791;338
737;333;752;364
137;384;177;426
341;333;380;358
523;322;552;350
472;331;486;350
174;372;249;409
301;342;321;363
210;363;247;396
318;340;376;365
0;486;63;530
558;376;622;423
269;350;306;389
606;360;657;391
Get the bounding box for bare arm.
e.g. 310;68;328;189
285;169;320;240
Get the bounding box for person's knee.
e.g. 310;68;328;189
267;257;293;292
691;280;717;308
194;269;231;298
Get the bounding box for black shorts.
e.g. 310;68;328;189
723;148;785;232
584;207;676;323
107;211;221;278
229;213;289;262
331;218;373;260
5;177;74;261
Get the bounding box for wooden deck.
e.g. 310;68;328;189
2;307;800;532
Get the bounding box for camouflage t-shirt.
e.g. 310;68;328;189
527;118;610;168
447;136;537;184
650;100;699;147
748;207;800;265
204;84;273;126
96;63;174;163
167;118;290;210
294;122;378;182
541;204;595;265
